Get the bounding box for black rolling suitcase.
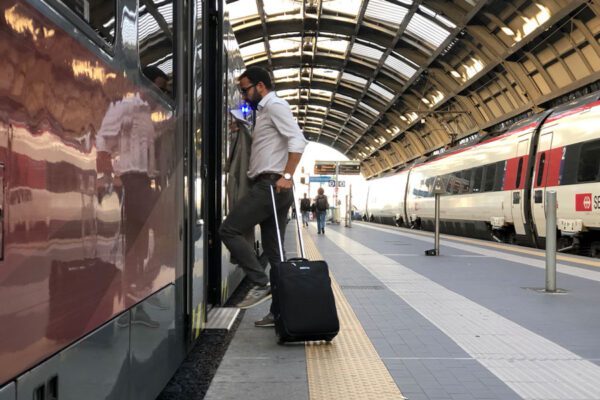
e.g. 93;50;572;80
269;185;339;343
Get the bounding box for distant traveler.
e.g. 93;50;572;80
313;187;329;234
300;193;311;227
219;66;307;328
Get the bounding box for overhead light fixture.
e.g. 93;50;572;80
501;26;515;36
450;70;461;78
421;118;426;124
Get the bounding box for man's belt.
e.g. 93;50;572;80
253;173;282;182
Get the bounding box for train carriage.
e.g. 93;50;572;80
530;93;600;255
0;0;247;398
365;91;600;256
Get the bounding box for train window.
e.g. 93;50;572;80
449;172;461;194
60;0;116;44
138;0;175;96
483;164;495;192
577;139;600;183
471;167;483;192
462;169;472;193
494;161;505;191
515;157;524;188
561;144;580;185
425;177;435;196
536;152;546;187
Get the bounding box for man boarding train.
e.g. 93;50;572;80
219;67;307;327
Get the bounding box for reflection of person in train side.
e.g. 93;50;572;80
95;83;159;303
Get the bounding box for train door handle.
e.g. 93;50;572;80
512;191;520;204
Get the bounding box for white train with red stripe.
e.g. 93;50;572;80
364;92;600;256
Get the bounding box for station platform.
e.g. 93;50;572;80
205;222;600;400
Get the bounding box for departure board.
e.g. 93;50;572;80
314;162;337;175
314;161;361;175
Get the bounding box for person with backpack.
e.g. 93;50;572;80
313;187;329;234
300;193;311;227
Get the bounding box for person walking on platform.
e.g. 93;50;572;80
300;193;311;227
313;187;329;235
219;67;307;320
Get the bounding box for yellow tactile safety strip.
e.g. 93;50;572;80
300;233;406;400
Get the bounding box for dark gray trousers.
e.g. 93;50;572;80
219;178;293;287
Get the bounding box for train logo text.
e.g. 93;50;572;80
576;193;594;211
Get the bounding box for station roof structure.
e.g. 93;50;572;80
225;0;600;178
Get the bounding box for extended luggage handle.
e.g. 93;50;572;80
269;184;306;263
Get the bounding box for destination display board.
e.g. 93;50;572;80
338;161;361;175
314;161;361;175
314;161;337;175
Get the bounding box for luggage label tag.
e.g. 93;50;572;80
291;262;310;270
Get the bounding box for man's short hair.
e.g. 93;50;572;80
143;66;168;83
239;67;274;90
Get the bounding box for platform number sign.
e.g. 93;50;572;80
327;180;345;187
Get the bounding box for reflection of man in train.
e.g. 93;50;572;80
219;67;307;323
95;75;160;303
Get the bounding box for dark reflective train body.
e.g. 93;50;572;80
0;1;244;398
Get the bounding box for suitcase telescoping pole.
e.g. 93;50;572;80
269;185;306;261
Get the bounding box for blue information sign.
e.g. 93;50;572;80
309;175;332;183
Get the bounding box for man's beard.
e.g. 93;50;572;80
248;93;263;110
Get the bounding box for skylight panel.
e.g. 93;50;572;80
351;42;384;62
418;5;457;28
306;116;323;123
269;38;300;53
359;102;379;116
226;0;259;23
463;57;485;80
350;116;368;128
322;0;361;18
383;54;417;79
406;13;450;49
329;109;346;118
262;0;300;16
277;89;298;98
365;0;409;27
273;68;299;80
308;105;328;113
311;68;340;80
325;120;343;129
239;42;265;58
310;89;333;99
335;93;357;105
342;72;368;86
369;83;395;101
139;3;173;41
304;127;321;134
317;38;350;54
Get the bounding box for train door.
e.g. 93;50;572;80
511;139;529;235
183;0;207;340
531;131;554;237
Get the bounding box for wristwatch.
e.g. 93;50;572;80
283;172;292;181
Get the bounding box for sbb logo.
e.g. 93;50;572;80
576;193;593;211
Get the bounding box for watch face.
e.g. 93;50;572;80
284;173;292;180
